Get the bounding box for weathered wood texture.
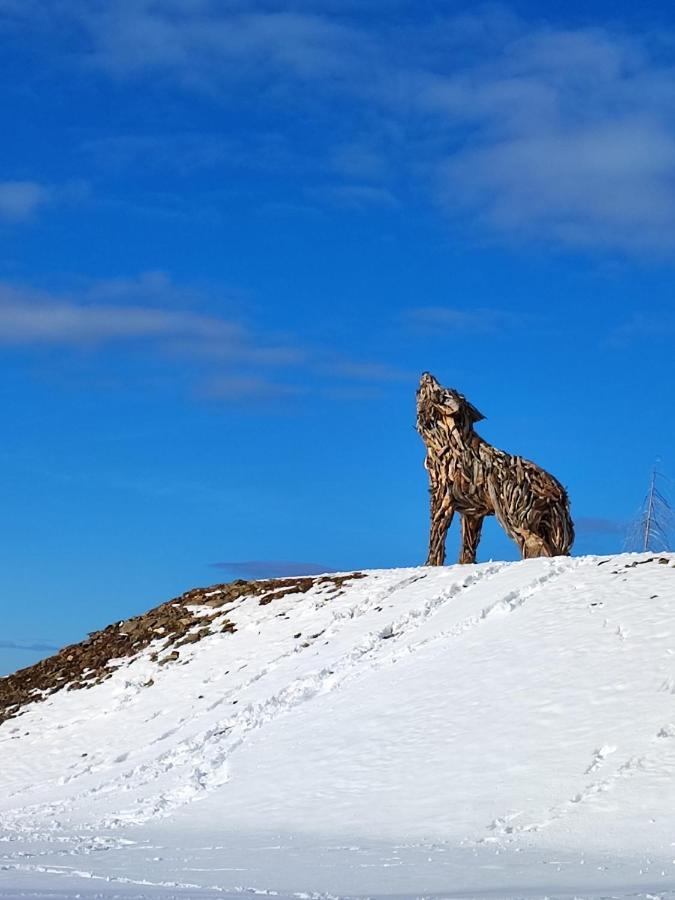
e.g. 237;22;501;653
416;373;574;565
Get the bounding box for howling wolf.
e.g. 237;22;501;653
416;372;574;565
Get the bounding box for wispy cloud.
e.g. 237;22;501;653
108;10;675;253
82;132;298;177
319;358;410;382
406;306;526;334
79;270;205;307
421;23;675;253
83;133;233;172
211;560;335;578
0;276;304;401
0;639;59;652
0;283;244;346
0;181;50;222
0;273;405;402
69;5;369;83
200;374;306;402
608;312;675;346
8;5;675;253
311;184;398;211
329;143;389;181
576;517;627;536
0;180;88;223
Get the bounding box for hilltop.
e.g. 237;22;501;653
1;553;675;899
0;572;362;725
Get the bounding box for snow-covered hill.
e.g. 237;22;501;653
2;553;675;899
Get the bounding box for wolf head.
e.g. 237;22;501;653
416;372;485;437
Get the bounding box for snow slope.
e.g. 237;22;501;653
2;553;675;899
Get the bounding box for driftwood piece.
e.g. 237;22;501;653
416;373;574;565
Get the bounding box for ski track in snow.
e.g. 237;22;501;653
0;861;333;899
479;558;675;846
1;558;574;832
3;553;675;899
507;718;675;838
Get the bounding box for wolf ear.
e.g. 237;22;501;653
465;400;485;423
453;391;485;423
443;390;485;422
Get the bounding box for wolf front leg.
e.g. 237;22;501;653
459;513;484;564
425;489;454;566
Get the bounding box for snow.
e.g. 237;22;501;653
2;553;675;899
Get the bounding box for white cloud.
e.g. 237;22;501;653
0;180;88;224
576;517;626;536
407;307;526;334
0;181;50;221
8;4;675;253
86;8;675;253
66;3;369;84
0;281;244;345
82;131;300;180
0;274;403;400
329;143;388;180
200;374;305;401
82;133;234;172
441;123;675;249
609;311;675;345
312;183;398;210
422;24;675;252
0;276;310;402
321;359;409;382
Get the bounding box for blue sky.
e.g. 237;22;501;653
2;0;674;676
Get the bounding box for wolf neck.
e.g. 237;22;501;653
426;412;479;456
443;414;475;446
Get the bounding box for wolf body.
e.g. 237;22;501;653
416;373;574;565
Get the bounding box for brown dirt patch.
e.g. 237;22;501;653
0;572;365;726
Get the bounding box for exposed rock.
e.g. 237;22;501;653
0;572;365;725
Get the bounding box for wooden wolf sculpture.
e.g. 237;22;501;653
416;372;574;565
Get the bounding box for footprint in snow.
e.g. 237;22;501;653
585;744;617;774
656;724;675;739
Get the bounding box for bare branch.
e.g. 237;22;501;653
625;466;674;553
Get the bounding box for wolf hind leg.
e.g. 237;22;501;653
521;531;553;559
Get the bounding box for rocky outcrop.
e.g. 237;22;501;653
0;572;364;725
